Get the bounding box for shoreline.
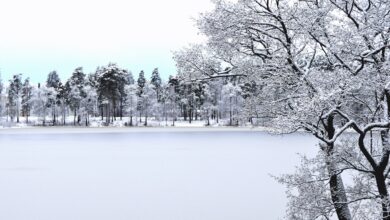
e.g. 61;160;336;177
0;126;275;134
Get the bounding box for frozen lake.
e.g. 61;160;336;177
0;128;317;220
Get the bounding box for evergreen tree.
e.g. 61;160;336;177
46;71;61;89
96;63;128;124
137;70;146;95
151;68;162;102
8;74;23;123
46;71;61;125
136;70;146;122
167;75;180;126
66;67;86;125
21;78;33;123
56;83;68;125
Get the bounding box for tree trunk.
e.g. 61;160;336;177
53;106;56;126
106;103;110;125
195;106;198;121
322;115;352;220
120;99;123;120
206;109;210;126
375;172;390;220
189;109;192;124
183;105;187;121
144;112;148;126
101;106;103;120
73;109;77;126
377;130;390;219
229;97;232;126
113;106;116;121
26;105;29;124
324;149;352;220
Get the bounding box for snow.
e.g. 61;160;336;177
0;129;317;220
0;116;256;129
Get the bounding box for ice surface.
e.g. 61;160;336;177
0;128;317;220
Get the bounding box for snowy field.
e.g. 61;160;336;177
0;128;317;220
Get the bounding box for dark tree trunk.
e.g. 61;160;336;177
189;108;192;124
374;172;390;220
322;115;352;220
183;105;187;121
73;109;77;126
101;106;103;120
324;151;352;220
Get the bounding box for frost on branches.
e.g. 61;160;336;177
173;0;390;219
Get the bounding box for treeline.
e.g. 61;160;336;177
0;63;262;126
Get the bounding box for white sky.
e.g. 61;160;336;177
0;0;214;83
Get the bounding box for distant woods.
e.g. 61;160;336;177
0;63;255;127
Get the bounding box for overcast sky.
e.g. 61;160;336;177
0;0;214;83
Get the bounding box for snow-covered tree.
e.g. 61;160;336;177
8;74;23;123
21;78;32;123
66;67;87;125
167;75;180;126
124;84;138;126
175;0;390;218
96;63;128;124
79;85;97;126
140;82;157;126
31;83;53;126
136;70;146;123
46;71;61;125
221;82;242;126
151;68;162;102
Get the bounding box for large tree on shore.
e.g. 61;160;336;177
175;0;390;219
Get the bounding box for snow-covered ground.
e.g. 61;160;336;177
0;129;317;220
0;116;267;129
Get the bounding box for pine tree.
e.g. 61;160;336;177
167;75;180;126
46;71;61;89
96;63;128;124
46;71;61;125
66;67;86;125
151;68;162;102
21;78;33;123
57;83;68;125
8;74;23;123
136;70;146;122
137;70;146;95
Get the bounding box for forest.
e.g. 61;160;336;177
0;64;251;127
